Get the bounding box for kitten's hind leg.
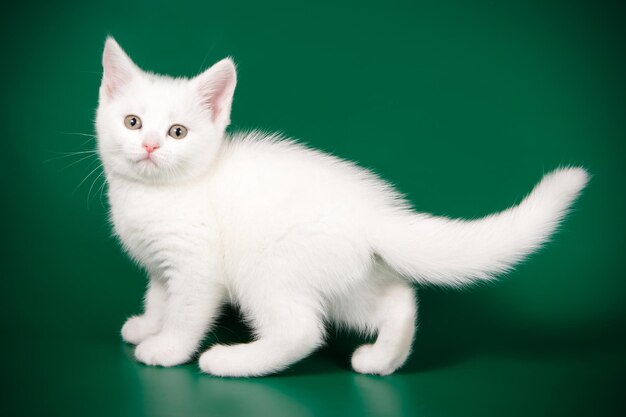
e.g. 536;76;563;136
199;292;325;377
350;281;417;375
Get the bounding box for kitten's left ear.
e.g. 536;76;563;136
193;58;237;131
100;37;140;100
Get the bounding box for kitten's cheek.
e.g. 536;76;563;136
134;334;193;367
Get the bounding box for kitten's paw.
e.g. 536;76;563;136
122;315;161;345
199;344;254;377
351;344;399;376
134;334;193;367
198;344;234;376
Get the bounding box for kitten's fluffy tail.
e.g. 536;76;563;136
374;167;589;286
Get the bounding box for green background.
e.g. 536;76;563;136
2;0;624;416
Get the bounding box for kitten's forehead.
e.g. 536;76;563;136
133;74;194;101
116;73;202;118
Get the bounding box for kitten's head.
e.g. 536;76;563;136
96;37;236;184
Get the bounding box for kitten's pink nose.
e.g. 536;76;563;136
143;143;160;154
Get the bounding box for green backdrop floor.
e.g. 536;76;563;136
6;317;624;417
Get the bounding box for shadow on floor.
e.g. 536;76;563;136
155;293;625;378
400;288;626;374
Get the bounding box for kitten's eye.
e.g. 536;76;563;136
124;115;142;130
168;124;188;139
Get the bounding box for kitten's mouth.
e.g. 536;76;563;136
137;156;158;167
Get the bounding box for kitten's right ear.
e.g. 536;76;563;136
100;37;139;100
193;58;237;132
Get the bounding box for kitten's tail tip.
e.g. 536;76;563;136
540;166;590;202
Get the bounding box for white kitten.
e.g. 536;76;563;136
96;37;588;377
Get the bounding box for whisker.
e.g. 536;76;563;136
87;170;106;207
73;163;103;195
97;177;108;208
58;131;97;138
85;156;102;169
45;150;98;163
49;150;98;156
76;137;96;149
56;153;98;172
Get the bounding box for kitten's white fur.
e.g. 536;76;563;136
96;38;588;376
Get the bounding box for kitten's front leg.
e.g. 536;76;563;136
122;278;166;344
134;265;225;367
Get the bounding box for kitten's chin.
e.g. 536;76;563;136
136;158;159;168
133;157;161;176
107;159;198;186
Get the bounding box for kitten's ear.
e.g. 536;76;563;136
193;58;237;131
100;37;140;100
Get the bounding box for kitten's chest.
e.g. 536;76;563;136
108;181;216;271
